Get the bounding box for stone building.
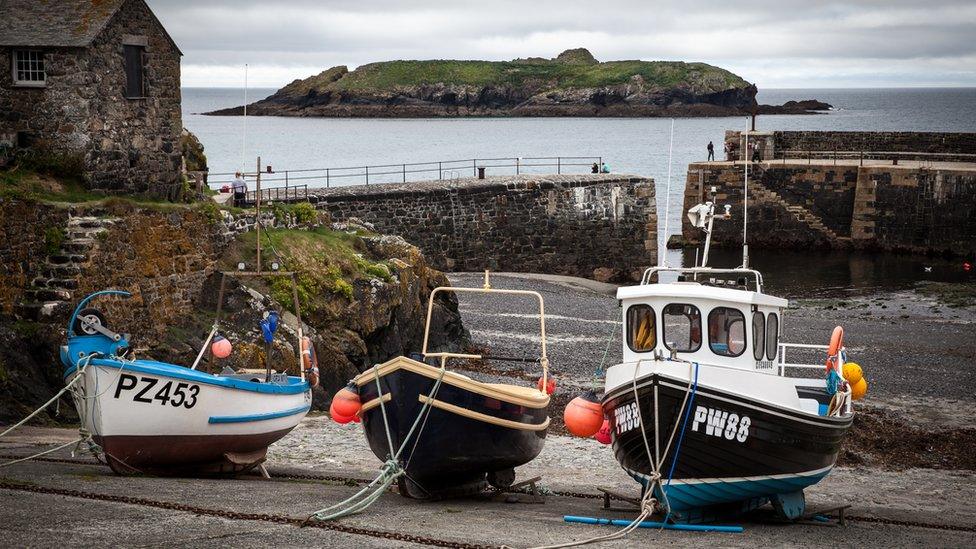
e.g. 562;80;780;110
0;0;183;195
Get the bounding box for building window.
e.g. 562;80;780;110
752;312;765;361
12;50;46;87
765;313;779;361
626;305;656;353
124;45;145;98
708;307;746;357
662;303;702;353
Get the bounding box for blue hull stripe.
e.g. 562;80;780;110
630;468;831;511
209;405;311;424
64;358;309;395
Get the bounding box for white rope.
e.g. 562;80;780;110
0;354;94;438
0;438;83;469
528;358;697;549
306;363;448;522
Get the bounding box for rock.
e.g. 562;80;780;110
204;49;765;118
592;267;621;283
757;99;832;115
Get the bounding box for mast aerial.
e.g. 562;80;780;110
242;63;248;172
742;118;750;269
659;119;675;268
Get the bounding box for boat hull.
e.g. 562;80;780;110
67;358;311;475
357;357;549;497
603;369;851;513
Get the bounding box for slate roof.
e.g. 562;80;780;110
0;0;181;54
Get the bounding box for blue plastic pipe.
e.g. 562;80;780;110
563;515;744;533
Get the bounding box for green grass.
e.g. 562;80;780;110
323;58;747;93
228;228;396;315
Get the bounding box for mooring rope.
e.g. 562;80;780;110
0;353;103;468
305;363;448;522
529;359;699;549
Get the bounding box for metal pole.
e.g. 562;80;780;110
285;171;289;200
326;168;330;188
403;164;406;183
473;159;477;177
557;157;561;174
365;166;369;185
438;162;442;180
516;157;520;175
256;156;262;274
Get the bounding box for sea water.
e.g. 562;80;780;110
182;87;976;295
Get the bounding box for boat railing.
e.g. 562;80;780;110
640;266;765;292
777;342;829;376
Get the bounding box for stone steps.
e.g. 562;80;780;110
750;181;847;245
17;215;118;319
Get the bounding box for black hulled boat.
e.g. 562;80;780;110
353;273;552;498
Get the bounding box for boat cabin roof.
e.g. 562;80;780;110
617;282;789;308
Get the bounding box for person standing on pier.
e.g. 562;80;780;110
232;172;247;206
724;141;732;161
707;141;715;161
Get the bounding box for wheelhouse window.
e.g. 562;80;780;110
662;303;702;353
12;50;46;87
752;312;765;360
626;305;656;352
765;313;779;361
124;44;145;98
708;307;746;357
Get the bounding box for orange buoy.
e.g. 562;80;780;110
331;410;354;424
851;378;868;400
537;376;556;395
827;326;844;356
331;382;362;418
211;335;232;359
564;390;604;438
594;418;612;445
351;413;361;424
301;337;319;387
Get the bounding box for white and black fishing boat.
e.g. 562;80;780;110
568;163;868;523
335;273;552;499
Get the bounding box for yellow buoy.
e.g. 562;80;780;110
842;362;863;385
851;377;868;400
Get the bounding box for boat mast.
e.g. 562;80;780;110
742;120;750;269
659;119;675;267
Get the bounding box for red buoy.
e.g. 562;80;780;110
594;418;612;444
564;390;603;438
331;382;362;418
211;335;232;359
537;376;556;395
331;411;354;424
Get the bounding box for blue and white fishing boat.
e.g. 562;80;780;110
60;286;315;475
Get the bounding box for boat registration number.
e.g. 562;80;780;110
114;374;199;409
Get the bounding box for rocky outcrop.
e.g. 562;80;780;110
207;48;769;118
0;196;466;422
758;99;832;115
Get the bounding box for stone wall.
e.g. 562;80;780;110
773;131;976;156
851;167;976;255
0;199;70;316
311;174;657;281
0;0;183;195
681;162;976;257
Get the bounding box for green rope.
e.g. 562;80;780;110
306;363;448;522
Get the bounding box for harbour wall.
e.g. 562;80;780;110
311;174;658;281
682;162;976;257
723;131;976;163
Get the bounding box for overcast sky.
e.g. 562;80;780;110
150;0;976;89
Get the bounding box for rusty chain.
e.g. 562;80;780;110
0;479;496;548
3;454;974;534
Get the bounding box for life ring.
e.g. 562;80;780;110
827;326;844;356
301;336;319;388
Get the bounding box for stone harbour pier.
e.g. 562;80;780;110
681;131;976;257
310;173;657;281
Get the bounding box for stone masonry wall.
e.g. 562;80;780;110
312;174;657;281
682;162;976;257
773;131;976;159
0;0;183;195
851;167;976;255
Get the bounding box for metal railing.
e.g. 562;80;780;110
777;342;829;376
209;156;604;196
776;150;976;167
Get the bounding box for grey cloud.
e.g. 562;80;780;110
148;0;976;86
